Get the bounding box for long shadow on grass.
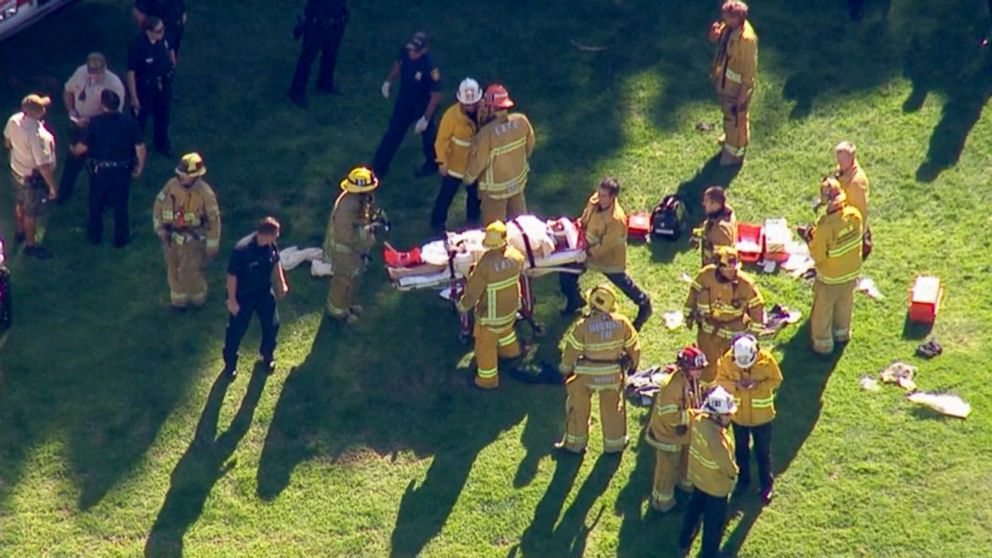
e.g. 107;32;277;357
650;154;742;265
721;323;845;557
514;453;622;558
145;367;268;558
903;4;992;182
257;286;552;557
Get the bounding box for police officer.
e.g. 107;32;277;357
71;90;146;246
133;0;187;59
222;217;289;379
127;16;176;157
372;31;442;178
288;0;350;108
60;52;126;204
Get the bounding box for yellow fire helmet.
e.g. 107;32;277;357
820;176;847;205
482;220;508;248
175;152;207;178
714;245;740;268
340;166;380;193
587;283;618;313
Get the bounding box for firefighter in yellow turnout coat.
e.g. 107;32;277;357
805;177;863;354
457;221;525;389
556;283;640;454
324;166;387;325
678;387;739;558
684;246;764;384
645;345;707;512
709;1;758;166
153;153;221;309
716;334;782;503
463;83;535;225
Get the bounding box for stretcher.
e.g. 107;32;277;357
384;216;588;339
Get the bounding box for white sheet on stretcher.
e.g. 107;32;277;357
393;216;586;291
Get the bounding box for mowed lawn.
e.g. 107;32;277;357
1;0;991;556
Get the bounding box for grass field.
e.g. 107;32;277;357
1;0;992;556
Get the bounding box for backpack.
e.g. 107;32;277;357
650;194;686;240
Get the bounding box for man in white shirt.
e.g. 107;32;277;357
60;53;126;204
4;94;58;259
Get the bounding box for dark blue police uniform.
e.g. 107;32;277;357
289;0;349;102
81;111;144;246
371;48;441;177
127;30;174;155
222;233;281;374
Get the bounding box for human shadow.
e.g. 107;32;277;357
515;454;622;558
144;366;268;558
903;2;992;182
650;154;742;264
614;413;687;558
720;323;845;557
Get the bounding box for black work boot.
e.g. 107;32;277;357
632;297;653;331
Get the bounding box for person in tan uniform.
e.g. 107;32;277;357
645;345;707;512
833;141;871;259
556;283;640;454
803;177;863;354
692;186;737;267
708;1;758;166
678;386;738;558
430;77;483;235
716;334;782;503
558;177;653;329
683;246;764;384
456;221;525;389
463;83;535;225
324;166;388;324
152;153;221;310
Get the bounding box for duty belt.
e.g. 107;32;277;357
91;160;131;169
170;230;205;245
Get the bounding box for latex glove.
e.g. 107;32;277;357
675;425;688;436
381;81;391;99
414;116;428;134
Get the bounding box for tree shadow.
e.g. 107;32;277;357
144;366;269;558
720;323;845;557
515;454;622;558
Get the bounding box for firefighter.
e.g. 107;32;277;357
153;153;221;310
678;386;738;558
683;245;764;384
558;177;652;330
430;77;483;235
463;84;535;225
691;186;737;267
456;221;526;389
833;141;871;259
324;166;387;324
708;1;758;166
716;334;782;503
803;177;863;355
645;345;707;513
555;283;640;455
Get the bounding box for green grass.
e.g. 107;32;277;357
1;0;991;556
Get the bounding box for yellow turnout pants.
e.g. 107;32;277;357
473;322;521;389
810;279;856;354
480;191;527;226
720;94;750;158
164;240;207;307
560;371;627;453
652;444;691;510
327;249;363;318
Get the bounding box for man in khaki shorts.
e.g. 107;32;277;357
3;94;58;259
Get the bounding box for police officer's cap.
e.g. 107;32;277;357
406;31;429;51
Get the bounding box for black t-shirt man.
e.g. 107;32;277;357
228;232;281;298
83;112;144;163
